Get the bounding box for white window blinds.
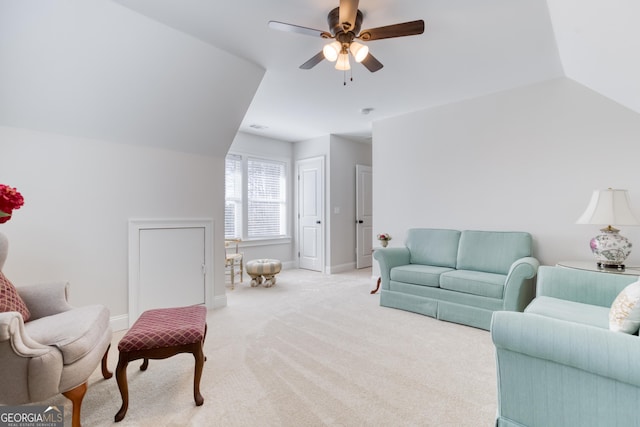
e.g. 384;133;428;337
247;158;286;238
224;153;288;240
224;154;242;239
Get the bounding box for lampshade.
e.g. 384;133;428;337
335;53;350;71
576;189;640;226
322;41;341;62
349;42;369;63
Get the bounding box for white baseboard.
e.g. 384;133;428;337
212;294;227;309
110;314;129;332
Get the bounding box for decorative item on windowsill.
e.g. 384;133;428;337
0;184;24;224
576;188;640;270
377;233;392;248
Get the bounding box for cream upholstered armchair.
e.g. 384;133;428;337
0;233;113;427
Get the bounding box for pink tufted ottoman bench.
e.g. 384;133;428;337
114;305;207;422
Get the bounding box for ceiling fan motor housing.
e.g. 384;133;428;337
328;7;363;38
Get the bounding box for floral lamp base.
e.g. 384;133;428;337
590;227;632;270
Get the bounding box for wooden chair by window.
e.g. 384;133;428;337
224;238;243;290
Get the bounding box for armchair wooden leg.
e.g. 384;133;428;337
63;382;87;427
102;344;113;379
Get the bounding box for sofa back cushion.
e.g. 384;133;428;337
406;228;461;268
456;230;532;275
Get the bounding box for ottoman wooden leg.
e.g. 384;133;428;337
114;354;130;422
193;341;205;406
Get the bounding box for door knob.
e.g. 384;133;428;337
316;221;321;224
358;220;364;224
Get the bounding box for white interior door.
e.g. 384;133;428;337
298;157;324;271
138;227;205;316
356;164;373;268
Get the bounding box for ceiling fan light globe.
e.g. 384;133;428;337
335;53;351;70
322;41;341;62
349;42;369;63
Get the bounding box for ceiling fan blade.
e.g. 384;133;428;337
359;20;425;41
339;0;360;32
299;51;325;70
269;21;331;38
360;53;383;73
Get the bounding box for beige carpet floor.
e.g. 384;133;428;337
46;268;497;426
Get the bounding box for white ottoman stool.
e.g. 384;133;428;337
245;259;282;288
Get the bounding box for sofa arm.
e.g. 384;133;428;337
502;256;539;312
17;282;72;321
373;247;410;290
492;311;640;387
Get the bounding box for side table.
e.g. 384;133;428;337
557;261;640;276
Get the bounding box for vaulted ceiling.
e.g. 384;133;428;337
114;0;640;144
3;1;639;152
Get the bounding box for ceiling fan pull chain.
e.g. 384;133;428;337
344;70;347;86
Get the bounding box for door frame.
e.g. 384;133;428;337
128;218;213;327
295;156;325;272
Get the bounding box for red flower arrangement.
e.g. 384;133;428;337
377;233;392;241
0;184;25;224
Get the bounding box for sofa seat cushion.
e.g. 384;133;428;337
440;270;506;298
25;304;110;364
525;296;609;329
390;264;453;287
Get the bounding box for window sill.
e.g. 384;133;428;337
235;237;292;248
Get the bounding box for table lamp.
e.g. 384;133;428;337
576;188;640;270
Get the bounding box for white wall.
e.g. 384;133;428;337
228;132;295;266
0;126;226;327
373;77;640;267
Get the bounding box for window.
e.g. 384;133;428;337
225;153;288;240
224;154;242;238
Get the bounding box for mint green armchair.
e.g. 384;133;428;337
492;265;640;427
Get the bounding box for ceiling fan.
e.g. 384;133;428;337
268;0;425;75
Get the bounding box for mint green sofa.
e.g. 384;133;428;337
492;265;640;427
373;228;539;330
